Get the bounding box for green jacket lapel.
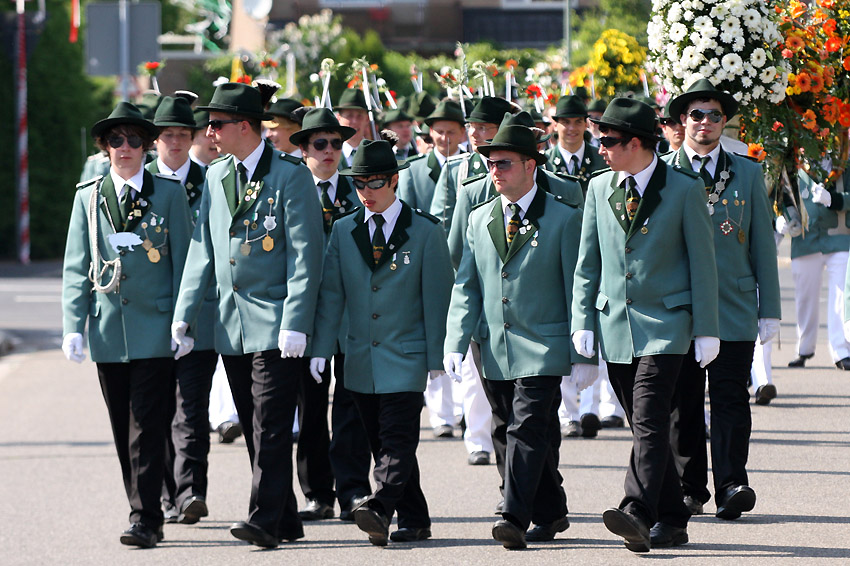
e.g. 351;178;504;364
222;159;238;216
486;199;509;263
336;176;357;213
124;171;155;233
99;175;122;232
185;161;205;207
607;177;629;234
350;208;376;270
547;147;567;173
626;161;666;241
376;203;412;270
232;145;273;219
427;150;441;184
505;188;546;264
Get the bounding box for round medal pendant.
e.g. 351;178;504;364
155;226;162;233
720;220;734;235
262;235;274;252
251;222;258;231
390;263;398;270
530;240;538;247
708;193;719;204
147;248;161;263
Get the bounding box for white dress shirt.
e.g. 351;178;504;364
617;154;658;197
499;184;538;231
235;140;266;181
683;143;721;179
364;196;403;241
156;157;191;185
313;171;340;204
557;142;586;174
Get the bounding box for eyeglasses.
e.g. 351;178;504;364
688;109;724;123
311;138;344;151
485;158;528;171
107;135;143;149
207;119;243;131
598;136;632;148
352;177;391;190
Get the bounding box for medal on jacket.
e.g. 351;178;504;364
140;219;167;263
530;230;539;247
403;251;411;265
390;253;397;270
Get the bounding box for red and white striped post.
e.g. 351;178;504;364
16;0;30;264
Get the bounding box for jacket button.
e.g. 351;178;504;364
120;274;127;280
230;258;236;265
372;341;379;347
625;272;633;279
372;286;379;292
121;298;128;305
119;250;126;256
502;297;508;303
504;322;510;329
501;271;508;278
233;285;238;291
625;247;632;254
626;298;632;305
230;231;235;237
372;313;379;319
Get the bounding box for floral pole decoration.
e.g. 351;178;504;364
139;61;164;94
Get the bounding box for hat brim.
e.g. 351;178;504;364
289;125;357;146
91;116;158;139
668;90;739;122
333;104;369;112
424;116;466;126
154;120;202;130
588;116;662;142
197;103;273;121
477;143;547;166
339;160;410;177
553;111;588;119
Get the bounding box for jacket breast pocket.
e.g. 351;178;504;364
401;339;426;354
540;321;570;336
662;290;692;313
268;284;288;300
595;293;609;311
737;275;757;292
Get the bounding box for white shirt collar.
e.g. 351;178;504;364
156;157;192;185
287;148;303;159
313;171;340;203
188;150;209;167
500;184;538;218
111;166;145;198
234;140;266;181
557;142;586;166
433;147;462;168
343;140;359;165
364;196;402;239
683;142;721;177
617;154;658;197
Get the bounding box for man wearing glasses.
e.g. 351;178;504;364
289;107;372;524
444;121;593;550
310;140;453;546
171;82;324;548
572;97;719;552
664;79;781;527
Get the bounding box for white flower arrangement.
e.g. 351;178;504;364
647;0;790;106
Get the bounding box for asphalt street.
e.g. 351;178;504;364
0;241;848;565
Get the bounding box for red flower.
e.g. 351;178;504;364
823;19;837;35
844;56;850;72
144;61;160;71
825;37;842;53
236;75;252;84
782;48;794;59
772;121;784;131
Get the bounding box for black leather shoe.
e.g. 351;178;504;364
178;495;208;525
298;499;334;521
788;353;813;368
715;485;756;520
836;357;850;370
390;527;432;542
354;506;390;546
230;521;278;548
217;421;243;444
525;516;570;542
602;508;650;553
600;415;625;428
492;519;527;550
650;522;688;548
580;413;601;438
754;384;777;405
339;495;369;522
561;420;582;437
278;529;305;543
683;495;704;515
433;424;454;438
467;451;491;465
120;523;159;548
493;498;505;515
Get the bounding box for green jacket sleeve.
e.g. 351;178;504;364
174;185;215;329
571;183;602;336
62;189;94;336
444;218;484;355
311;224;345;360
421;224;454;370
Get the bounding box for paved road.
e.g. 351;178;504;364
1;245;849;565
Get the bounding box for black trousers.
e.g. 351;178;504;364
327;354;372;507
162;349;218;510
350;390;430;529
672;341;755;504
295;353;335;506
222;350;302;539
481;375;566;530
97;357;173;529
607;355;690;529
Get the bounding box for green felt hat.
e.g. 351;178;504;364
424;100;466;126
153;95;199;129
289;107;356;146
635;95;659;109
408;91;437;122
198;82;272;120
266;98;303;119
334;88;369;111
467;96;515;124
339;140;410;176
660;99;680;124
554;95;587;119
382;108;414;126
91;101;158;139
668;78;739;121
193;109;209;129
589;97;661;141
587;99;608;114
478;122;547;166
573;86;589;100
499;111;551;143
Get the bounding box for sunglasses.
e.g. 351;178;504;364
598;136;632;148
485;158;528;171
659;118;679;126
107;135;143;149
688;109;724;123
352;177;391;190
207;119;243;131
311;138;344;151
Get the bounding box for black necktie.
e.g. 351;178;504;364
119;184;133;229
318;181;334;234
697;155;713;190
372;214;386;266
237;163;249;203
624;177;639;225
569;155;580;175
506;203;521;244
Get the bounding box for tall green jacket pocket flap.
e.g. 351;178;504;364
540;321;570;336
156;297;173;312
737;275;757;292
595;293;609;311
478;321;489;339
268;284;288;299
662;290;692;309
401;339;427;354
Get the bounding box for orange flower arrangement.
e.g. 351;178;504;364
748;143;767;162
802;109;819;130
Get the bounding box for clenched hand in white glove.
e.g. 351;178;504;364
758;318;780;344
569;363;599;392
443;352;464;383
171;321;194;360
309;357;326;383
429;369;448;380
811;183;831;207
571;330;596;358
786;207;803;237
279;330;307;358
774;215;789;236
694;336;721;368
62;333;86;363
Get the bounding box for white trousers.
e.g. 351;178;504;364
598;360;626;419
558;354;621;423
208;356;239;428
425;371;462;428
751;337;774;388
791;251;850;361
459;343;493;453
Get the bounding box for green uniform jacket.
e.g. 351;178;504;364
397;150;443;211
791;167;850;259
543;144;608;195
429;152;488;233
447;169;583;270
663;148;781;341
174;144;324;355
572;160;719;363
79;152;110;184
62;172;193;362
444;189;592;380
312;202;454;394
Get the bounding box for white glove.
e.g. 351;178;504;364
694;336;720;368
758;318;780;344
774;215;789;235
309;357;326;383
786;207;803;237
443;352;464;383
170;321;194;360
811;183;831;207
569;363;599;392
62;332;86;363
279;330;307;358
429;369;448;380
571;330;596;358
